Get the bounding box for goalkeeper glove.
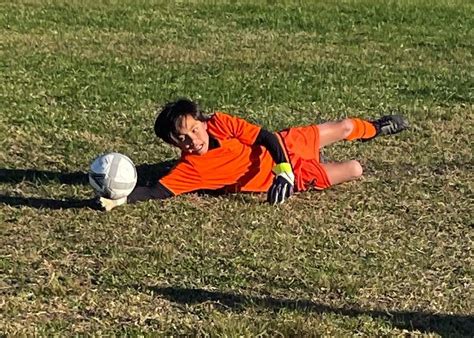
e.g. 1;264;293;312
267;162;294;205
98;196;127;212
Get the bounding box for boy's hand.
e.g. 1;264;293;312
267;162;294;204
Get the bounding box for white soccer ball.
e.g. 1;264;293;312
88;152;137;200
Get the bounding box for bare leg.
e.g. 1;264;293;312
318;119;354;148
321;160;363;186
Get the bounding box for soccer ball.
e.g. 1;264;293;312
89;152;137;200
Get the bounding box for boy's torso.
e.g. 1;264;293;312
159;113;276;195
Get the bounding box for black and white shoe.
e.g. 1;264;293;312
365;115;409;141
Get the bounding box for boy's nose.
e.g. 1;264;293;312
189;135;200;145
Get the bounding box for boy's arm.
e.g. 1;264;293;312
254;129;294;204
127;157;204;203
127;182;174;203
98;181;174;211
254;129;287;163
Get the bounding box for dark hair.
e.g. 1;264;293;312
154;98;208;145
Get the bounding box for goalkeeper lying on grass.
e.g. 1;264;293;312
99;98;408;211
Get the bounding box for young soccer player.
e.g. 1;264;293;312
99;98;408;211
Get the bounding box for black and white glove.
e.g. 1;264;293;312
267;162;294;205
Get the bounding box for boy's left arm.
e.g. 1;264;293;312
255;129;294;204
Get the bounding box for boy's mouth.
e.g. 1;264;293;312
189;144;205;154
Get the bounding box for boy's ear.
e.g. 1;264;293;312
203;121;208;130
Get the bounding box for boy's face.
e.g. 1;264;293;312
175;114;209;155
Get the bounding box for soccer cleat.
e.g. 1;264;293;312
98;196;127;212
365;115;409;141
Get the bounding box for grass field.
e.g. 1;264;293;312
0;0;473;335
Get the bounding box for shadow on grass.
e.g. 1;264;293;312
0;195;102;210
0;161;175;210
144;285;473;336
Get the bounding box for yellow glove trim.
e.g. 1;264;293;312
272;162;292;175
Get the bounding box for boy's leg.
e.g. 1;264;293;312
318;118;377;147
321;160;363;185
318;115;408;147
318;119;360;147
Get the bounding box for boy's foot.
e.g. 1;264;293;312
98;196;127;211
365;115;409;141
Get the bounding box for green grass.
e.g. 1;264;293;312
0;0;473;335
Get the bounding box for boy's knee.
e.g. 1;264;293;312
350;160;363;177
340;119;354;138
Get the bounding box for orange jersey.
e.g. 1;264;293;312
159;112;332;196
159;112;276;195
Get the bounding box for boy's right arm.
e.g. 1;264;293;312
127;182;174;203
98;155;200;211
98;181;174;211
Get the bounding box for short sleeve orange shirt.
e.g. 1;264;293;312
159;112;276;195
